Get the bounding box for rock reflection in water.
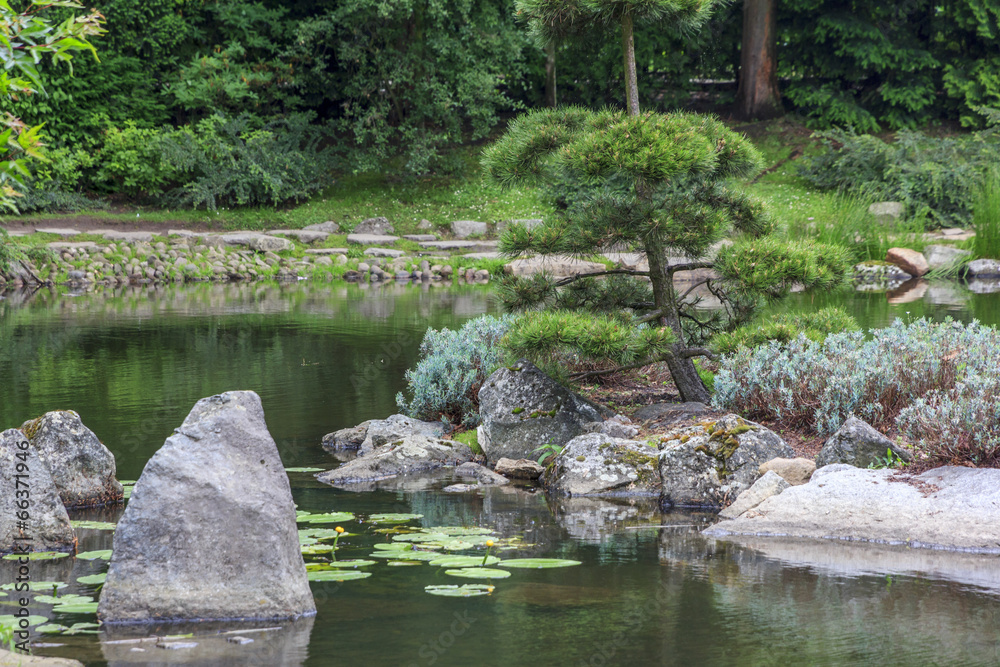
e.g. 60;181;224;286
100;616;314;666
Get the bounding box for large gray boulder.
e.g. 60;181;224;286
1;429;76;554
547;433;660;497
478;360;609;463
705;465;1000;552
98;391;314;623
658;414;794;509
815;416;910;468
20;411;123;508
357;414;448;456
316;435;473;487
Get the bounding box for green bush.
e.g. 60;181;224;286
710;307;859;355
799;125;1000;227
160;112;333;210
396;315;515;426
94;122;179;197
973;169;1000;259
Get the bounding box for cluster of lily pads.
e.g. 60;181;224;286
0;473;583;641
295;511;581;598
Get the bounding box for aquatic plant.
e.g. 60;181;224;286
396;314;515;426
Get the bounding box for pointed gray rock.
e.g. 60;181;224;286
816;416;910;468
20;411;123;508
1;429;76;554
98;391;314;623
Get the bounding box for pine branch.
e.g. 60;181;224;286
553;267;649;286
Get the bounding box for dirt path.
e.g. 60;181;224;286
2;215;222;235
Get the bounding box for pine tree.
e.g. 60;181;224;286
483;3;851;402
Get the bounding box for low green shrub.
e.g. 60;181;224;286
714;318;1000;467
160;112;333;210
94;122;179;197
710;307;859;355
396;315;515;426
799;123;1000;227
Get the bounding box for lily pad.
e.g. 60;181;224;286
76;550;113;560
307;570;372;582
423;526;495;536
424;584;494;598
52;601;99;614
369;551;442;562
387;560;423;567
70;520;117;531
2;551;70;561
445;568;512;580
301;528;351;540
284;467;324;473
123;487;132;499
297;512;355;524
429;555;500;568
326;559;376;569
119;480;136;486
367;513;423;524
498;558;582;569
300;544;335;555
373;542;413;551
1;581;67;592
36;622;101;635
34;594;94;606
77;573;107;586
0;614;48;628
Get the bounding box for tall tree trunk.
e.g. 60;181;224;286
645;237;711;403
735;0;782;120
621;13;640;116
545;42;557;108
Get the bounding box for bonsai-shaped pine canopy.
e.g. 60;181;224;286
482;107;851;402
516;0;717;115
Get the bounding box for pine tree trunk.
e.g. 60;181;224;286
545;43;557;108
645;238;711;403
621;13;640;116
735;0;782;120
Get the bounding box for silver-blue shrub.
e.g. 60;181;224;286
714;318;1000;461
396;314;516;426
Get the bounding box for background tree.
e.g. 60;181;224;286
735;0;781;120
483;1;851;402
0;0;105;211
516;0;717;116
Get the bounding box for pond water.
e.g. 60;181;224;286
2;280;1000;666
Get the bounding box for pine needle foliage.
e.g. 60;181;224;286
482;106;852;400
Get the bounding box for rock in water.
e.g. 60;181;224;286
0;429;76;554
20;411;123;508
356;414;448;457
494;458;545;480
98;391;315;623
316;435;473;486
657;414;794;509
815;416;910;468
478;359;609;463
705;465;1000;553
718;470;790;519
548;433;660;497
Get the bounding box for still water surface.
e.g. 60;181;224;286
1;280;999;666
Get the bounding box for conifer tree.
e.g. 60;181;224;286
483;2;851;402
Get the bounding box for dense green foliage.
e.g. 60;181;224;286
710;307;858;355
798;121;1000;227
972;170;1000;258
